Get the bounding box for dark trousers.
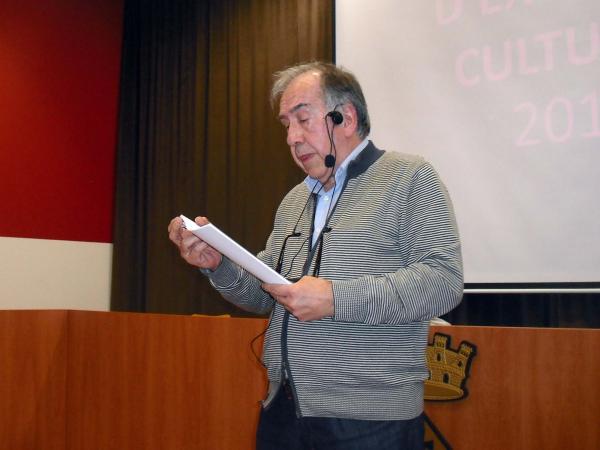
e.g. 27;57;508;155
256;385;424;450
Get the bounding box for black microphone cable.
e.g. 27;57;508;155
249;180;322;367
324;108;342;169
249;113;343;367
275;181;323;274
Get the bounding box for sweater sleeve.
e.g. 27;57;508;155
332;162;463;325
202;233;276;315
200;184;309;315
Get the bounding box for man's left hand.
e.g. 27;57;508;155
262;276;334;322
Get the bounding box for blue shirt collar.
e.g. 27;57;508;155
304;138;370;195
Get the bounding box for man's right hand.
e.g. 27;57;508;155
168;216;223;271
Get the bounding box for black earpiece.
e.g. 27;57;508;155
326;110;343;125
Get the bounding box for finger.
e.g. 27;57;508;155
274;295;290;309
168;217;183;232
168;222;184;243
195;216;210;226
181;238;206;258
180;229;197;240
263;284;288;297
189;240;210;256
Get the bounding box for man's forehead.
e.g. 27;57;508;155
278;74;324;117
278;102;311;120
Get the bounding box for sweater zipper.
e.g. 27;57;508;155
280;309;302;417
279;194;320;419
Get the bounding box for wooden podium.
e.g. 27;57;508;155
1;310;598;449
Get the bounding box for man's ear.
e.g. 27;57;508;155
340;103;359;137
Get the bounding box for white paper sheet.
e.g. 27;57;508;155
180;215;291;285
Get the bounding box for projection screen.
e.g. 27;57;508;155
335;0;600;285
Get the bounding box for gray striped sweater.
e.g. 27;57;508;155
206;142;463;420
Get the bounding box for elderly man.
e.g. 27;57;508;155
168;62;463;449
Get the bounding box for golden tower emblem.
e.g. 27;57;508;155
425;333;477;401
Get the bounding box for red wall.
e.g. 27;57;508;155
0;0;123;243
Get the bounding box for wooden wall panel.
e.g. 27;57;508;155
0;310;68;450
424;326;600;449
65;311;267;450
1;311;598;449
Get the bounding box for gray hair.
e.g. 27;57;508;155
270;62;371;139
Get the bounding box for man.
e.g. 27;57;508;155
168;62;463;449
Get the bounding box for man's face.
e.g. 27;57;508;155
278;72;333;185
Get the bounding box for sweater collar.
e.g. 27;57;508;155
346;140;385;180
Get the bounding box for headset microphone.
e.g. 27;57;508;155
325;110;343;168
324;154;336;168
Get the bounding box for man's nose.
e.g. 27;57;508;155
286;121;304;147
